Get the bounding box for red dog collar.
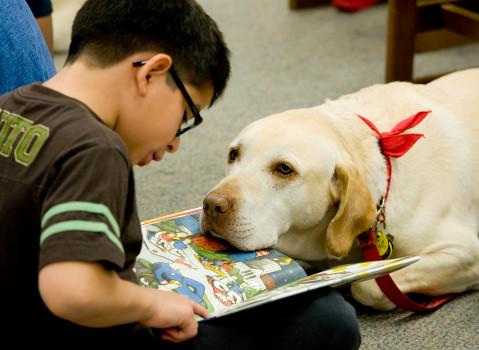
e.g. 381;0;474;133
357;111;455;311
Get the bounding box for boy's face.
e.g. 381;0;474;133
118;72;214;166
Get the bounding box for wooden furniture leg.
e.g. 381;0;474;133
385;0;417;82
386;0;479;83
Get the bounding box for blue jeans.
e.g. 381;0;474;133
0;0;55;95
180;287;362;350
93;287;361;349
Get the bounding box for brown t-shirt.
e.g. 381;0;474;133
0;84;142;338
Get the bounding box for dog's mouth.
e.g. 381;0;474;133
203;228;264;251
201;230;238;248
205;229;223;239
201;215;276;251
207;228;252;243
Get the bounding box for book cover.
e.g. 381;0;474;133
134;208;419;319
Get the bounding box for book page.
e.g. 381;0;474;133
209;256;421;319
134;208;420;320
134;209;307;316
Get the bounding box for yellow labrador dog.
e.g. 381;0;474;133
201;68;479;310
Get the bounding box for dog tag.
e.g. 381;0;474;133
375;231;394;259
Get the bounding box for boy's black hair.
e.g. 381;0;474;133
66;0;230;105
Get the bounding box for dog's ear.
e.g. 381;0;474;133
326;164;376;257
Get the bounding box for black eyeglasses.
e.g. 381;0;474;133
132;60;203;136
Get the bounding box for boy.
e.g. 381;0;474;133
0;0;361;348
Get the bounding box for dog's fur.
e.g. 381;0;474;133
201;68;479;310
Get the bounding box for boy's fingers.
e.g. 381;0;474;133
193;301;210;319
161;321;198;343
161;329;181;343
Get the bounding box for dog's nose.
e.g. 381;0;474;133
203;193;232;216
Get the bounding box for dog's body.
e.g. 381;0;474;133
201;68;479;310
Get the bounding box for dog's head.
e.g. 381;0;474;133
201;109;376;261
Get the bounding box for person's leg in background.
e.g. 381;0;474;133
35;15;54;54
0;0;56;95
26;0;54;54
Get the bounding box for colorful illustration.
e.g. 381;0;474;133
134;208;420;319
134;209;307;313
152;262;205;303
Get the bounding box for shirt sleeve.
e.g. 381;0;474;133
38;144;134;271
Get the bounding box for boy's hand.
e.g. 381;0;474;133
141;290;209;342
39;261;208;341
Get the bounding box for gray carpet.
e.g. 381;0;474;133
57;1;479;349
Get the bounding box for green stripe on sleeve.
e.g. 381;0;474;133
42;201;120;237
40;220;124;253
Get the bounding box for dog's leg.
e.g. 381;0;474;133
351;227;479;310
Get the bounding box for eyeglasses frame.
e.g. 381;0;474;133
132;60;203;136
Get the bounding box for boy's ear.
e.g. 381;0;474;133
135;53;173;96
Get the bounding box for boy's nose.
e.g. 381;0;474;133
167;137;180;153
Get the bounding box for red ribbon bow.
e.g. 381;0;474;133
358;111;431;158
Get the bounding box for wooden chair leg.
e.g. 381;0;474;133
385;0;417;82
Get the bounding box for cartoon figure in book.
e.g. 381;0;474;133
149;230;192;259
206;275;246;306
194;253;266;302
134;259;215;312
196;255;230;276
152;262;205;304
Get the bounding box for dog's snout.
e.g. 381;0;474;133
203;193;232;216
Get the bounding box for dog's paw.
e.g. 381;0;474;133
351;279;396;311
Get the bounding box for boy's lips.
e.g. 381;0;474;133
138;151;164;166
138;153;153;166
153;151;164;161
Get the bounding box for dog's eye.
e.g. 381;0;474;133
275;163;294;176
228;148;239;163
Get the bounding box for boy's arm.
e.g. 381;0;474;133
39;261;209;342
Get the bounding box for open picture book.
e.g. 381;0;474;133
134;208;420;320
